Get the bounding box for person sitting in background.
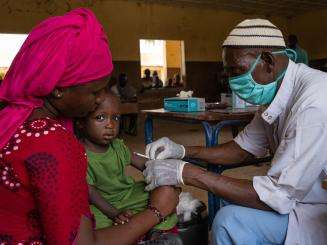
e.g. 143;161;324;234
167;78;173;88
288;34;309;65
152;70;163;88
173;73;183;87
140;69;153;92
76;90;178;239
111;73;137;101
111;73;138;135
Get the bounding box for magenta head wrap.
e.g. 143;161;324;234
0;8;113;149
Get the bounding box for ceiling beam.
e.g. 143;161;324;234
127;0;327;17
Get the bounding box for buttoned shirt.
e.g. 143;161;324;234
235;60;327;245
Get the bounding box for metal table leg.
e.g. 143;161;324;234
202;120;247;226
144;115;154;145
144;116;247;225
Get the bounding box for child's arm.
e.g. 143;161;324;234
88;185;132;224
130;151;147;171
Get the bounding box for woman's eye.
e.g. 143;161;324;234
92;89;102;96
95;115;105;121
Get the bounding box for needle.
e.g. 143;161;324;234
133;152;149;159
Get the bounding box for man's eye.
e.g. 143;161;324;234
229;68;244;77
95;115;105;121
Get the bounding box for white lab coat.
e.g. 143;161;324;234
235;60;327;245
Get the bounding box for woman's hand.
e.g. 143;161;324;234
149;186;181;217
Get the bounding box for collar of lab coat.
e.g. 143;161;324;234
261;60;298;124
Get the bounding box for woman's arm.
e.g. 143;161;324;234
25;129;94;244
77;186;180;245
77;209;158;245
89;185;132;225
88;185;120;219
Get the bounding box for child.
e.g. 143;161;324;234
76;90;178;233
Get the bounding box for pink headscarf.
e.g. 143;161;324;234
0;8;113;149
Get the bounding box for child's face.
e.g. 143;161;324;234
84;94;121;146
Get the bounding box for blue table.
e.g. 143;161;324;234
142;108;257;224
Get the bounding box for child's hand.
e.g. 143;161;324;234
113;210;133;225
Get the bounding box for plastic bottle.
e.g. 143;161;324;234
232;91;246;109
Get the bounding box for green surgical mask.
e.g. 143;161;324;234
228;49;296;105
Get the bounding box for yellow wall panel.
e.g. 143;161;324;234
289;10;327;59
0;0;291;62
166;40;181;68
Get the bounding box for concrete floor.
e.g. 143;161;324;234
121;115;270;207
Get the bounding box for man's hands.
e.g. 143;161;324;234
146;137;185;160
143;159;187;191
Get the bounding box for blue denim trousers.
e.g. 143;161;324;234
211;203;289;245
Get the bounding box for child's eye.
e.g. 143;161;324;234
112;115;121;121
95;115;106;121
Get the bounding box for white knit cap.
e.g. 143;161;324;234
223;19;286;48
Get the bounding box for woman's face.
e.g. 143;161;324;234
50;76;110;118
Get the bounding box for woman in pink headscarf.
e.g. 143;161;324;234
0;8;178;244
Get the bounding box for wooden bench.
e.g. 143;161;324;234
120;102;139;135
120;102;138;115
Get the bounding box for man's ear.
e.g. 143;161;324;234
261;51;275;74
51;88;64;99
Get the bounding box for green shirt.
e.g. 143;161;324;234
86;139;177;230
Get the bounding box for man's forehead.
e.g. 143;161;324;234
224;47;255;58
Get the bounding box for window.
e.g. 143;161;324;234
139;39;185;88
0;33;28;79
